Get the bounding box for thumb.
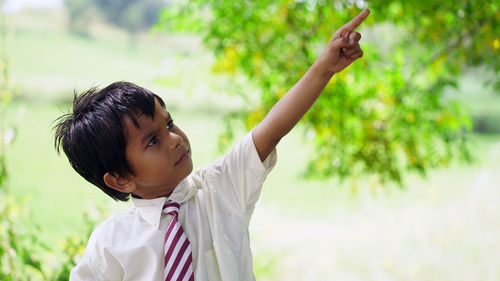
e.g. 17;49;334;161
329;37;354;53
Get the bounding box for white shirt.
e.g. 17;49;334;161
70;131;277;281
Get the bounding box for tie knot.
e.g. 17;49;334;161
163;201;180;216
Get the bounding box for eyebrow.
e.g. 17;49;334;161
140;112;171;147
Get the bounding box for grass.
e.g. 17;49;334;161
2;7;500;280
251;139;500;280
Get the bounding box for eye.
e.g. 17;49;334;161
147;136;158;147
166;119;174;130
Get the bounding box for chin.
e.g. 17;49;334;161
185;164;194;177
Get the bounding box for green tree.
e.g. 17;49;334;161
64;0;96;37
93;0;166;46
64;0;166;46
156;0;500;187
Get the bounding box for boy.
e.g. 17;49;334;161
54;9;370;281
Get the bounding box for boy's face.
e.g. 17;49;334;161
121;98;193;199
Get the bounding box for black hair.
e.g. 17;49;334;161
53;81;166;201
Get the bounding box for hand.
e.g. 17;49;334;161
317;9;370;74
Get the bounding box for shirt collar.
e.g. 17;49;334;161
131;177;196;229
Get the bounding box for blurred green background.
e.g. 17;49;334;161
0;0;499;280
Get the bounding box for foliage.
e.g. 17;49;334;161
0;7;47;280
156;0;500;187
51;212;101;281
0;196;49;280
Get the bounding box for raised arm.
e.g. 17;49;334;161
252;9;370;161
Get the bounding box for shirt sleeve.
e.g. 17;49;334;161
69;254;99;281
70;225;124;281
208;130;277;214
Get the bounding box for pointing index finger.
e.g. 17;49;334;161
342;9;370;31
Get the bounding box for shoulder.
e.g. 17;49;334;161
210;131;276;168
93;209;136;234
192;131;277;185
218;131;277;174
72;209;137;280
191;131;277;206
86;208;139;252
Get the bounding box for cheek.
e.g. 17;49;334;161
146;151;170;167
129;151;169;175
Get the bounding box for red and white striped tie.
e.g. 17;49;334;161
163;201;195;281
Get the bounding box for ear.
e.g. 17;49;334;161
103;172;136;193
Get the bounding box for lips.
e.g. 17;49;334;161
175;150;190;166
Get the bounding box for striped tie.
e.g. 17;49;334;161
163;201;195;281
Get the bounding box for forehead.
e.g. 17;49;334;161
122;99;167;144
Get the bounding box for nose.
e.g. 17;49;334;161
167;131;182;151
